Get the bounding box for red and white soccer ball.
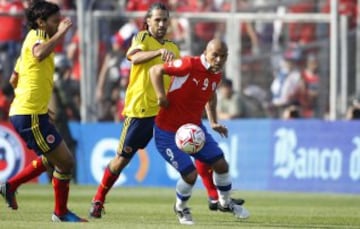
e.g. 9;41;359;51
175;123;206;154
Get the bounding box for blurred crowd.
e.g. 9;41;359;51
0;0;359;124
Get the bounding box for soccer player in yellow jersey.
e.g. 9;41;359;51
89;3;179;218
0;1;87;222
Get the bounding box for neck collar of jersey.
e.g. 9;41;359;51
35;29;49;39
200;54;221;74
200;54;211;70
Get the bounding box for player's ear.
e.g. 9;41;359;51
36;18;45;28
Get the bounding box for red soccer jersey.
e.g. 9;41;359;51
155;56;222;132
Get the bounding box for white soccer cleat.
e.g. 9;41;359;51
218;201;250;219
232;204;250;219
173;205;195;225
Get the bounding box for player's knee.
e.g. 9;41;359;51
212;158;229;174
183;170;197;185
58;158;75;173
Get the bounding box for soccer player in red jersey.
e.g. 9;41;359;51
149;38;250;225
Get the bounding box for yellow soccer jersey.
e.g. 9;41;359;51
9;29;54;115
123;30;180;118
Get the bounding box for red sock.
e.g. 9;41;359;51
93;166;119;203
195;159;219;201
8;156;47;192
52;172;71;216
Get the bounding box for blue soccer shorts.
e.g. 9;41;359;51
10;114;63;155
117;116;155;158
154;123;224;176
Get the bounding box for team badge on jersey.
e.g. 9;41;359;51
0;125;25;181
173;59;182;68
46;134;55;144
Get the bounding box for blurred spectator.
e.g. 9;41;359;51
111;85;125;122
270;46;303;118
298;53;320;118
252;0;275;52
220;0;260;55
287;1;317;45
48;53;79;180
242;84;268;118
47;0;76;54
66;29;82;83
119;58;131;97
167;0;191;55
0;63;12;121
96;21;137;121
189;0;219;55
66;29;106;97
66;30;81;82
217;78;245;119
346;94;360;120
50;54;80;121
322;0;357;30
0;0;24;80
282;105;301;119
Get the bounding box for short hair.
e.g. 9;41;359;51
220;78;233;88
25;0;60;29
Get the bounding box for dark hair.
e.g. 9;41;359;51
351;108;360;119
25;0;60;29
142;2;169;30
220;78;233;88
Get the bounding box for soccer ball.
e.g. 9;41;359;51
175;123;206;154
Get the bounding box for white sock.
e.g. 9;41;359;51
175;178;193;210
213;172;232;207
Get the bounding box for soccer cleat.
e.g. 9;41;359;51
52;210;88;222
0;182;18;210
231;198;245;206
173;205;194;225
208;198;245;211
218;200;250;219
208;200;218;211
89;201;105;218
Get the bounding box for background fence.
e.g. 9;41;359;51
74;0;357;121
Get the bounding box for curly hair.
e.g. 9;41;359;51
25;0;60;29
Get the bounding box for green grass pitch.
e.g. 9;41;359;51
1;184;360;228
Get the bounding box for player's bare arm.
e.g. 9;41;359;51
205;93;228;138
149;64;169;107
130;48;174;65
33;17;72;61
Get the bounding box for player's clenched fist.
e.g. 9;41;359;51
58;17;72;33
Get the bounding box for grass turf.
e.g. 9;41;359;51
1;184;360;228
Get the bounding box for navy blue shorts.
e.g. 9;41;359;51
10;114;63;155
117;116;155;158
154;123;224;176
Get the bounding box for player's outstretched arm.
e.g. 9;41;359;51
34;18;72;61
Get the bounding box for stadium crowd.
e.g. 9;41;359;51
0;0;358;123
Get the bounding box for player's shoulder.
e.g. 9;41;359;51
163;38;178;46
25;29;48;43
133;30;150;42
